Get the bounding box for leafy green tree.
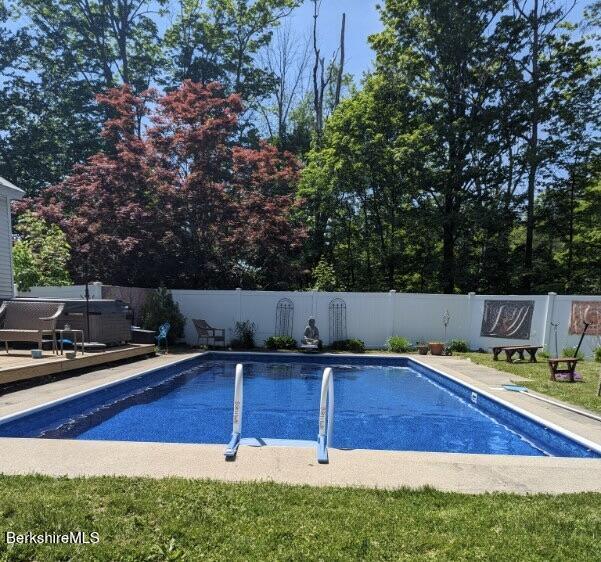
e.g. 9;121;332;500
301;0;599;295
300;72;431;291
13;211;71;291
20;0;167;92
0;0;167;195
507;0;596;292
360;0;516;292
537;29;600;292
165;0;299;103
140;286;186;344
0;71;103;196
566;157;601;293
311;257;344;292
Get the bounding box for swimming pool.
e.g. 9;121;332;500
0;353;599;459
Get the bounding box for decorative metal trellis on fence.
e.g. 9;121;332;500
275;298;294;338
328;298;347;344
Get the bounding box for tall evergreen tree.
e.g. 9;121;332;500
369;0;517;293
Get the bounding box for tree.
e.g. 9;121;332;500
140;286;185;344
151;81;305;288
165;0;299;101
20;0;167;92
0;0;158;196
299;71;439;291
508;0;585;292
369;0;515;293
13;211;71;291
0;0;168;196
258;23;310;149
20;81;304;289
312;257;344;291
15;86;167;286
539;29;600;292
570;157;601;293
311;0;346;140
300;0;601;294
0;1;102;196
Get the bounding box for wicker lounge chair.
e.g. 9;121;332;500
0;301;64;354
193;319;226;348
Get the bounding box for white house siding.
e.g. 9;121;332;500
0;194;13;299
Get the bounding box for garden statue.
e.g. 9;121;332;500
302;317;322;350
442;309;451;340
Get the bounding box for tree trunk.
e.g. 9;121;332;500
523;0;540;293
334;13;346;108
567;170;576;292
312;1;322;139
442;203;456;294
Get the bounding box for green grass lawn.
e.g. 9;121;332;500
460;352;601;414
0;476;600;561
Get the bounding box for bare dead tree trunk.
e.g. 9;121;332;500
334;13;346;108
312;0;323;138
259;24;310;147
312;3;346;140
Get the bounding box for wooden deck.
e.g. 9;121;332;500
0;345;156;385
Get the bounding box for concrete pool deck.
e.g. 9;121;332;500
0;351;600;494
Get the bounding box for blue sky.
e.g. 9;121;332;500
285;0;593;83
288;1;383;81
6;0;592;85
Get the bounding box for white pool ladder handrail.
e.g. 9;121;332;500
224;363;244;460
317;367;334;464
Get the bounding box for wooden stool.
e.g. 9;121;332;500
548;358;580;382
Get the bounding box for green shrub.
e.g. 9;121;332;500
447;339;469;353
311;258;345;291
386;336;411;353
231;320;256;349
562;346;585;361
265;335;297;350
13;211;72;291
539;348;551;359
331;339;366;353
140;286;186;345
595;347;601;363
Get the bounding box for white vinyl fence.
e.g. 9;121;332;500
16;286;601;357
17;282;103;300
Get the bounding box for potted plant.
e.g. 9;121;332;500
417;342;429;355
428;341;445;355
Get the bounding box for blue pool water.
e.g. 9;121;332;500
0;354;598;458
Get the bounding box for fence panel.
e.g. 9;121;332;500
14;284;601;356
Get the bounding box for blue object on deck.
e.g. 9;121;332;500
156;322;170;352
503;384;529;392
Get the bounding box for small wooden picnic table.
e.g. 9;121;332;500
492;345;542;363
548;358;580;382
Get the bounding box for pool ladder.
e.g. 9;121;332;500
224;364;244;460
317;367;334;464
224;364;335;464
